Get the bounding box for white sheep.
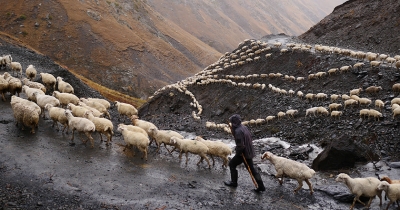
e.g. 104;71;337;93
305;107;318;118
149;128;183;153
83;111;114;145
10;98;40;134
297;91;304;99
170;136;211;168
305;93;315;101
350;88;363;96
11;96;41;116
32;92;60;118
331;111;342;119
353;62;365;70
329;103;342;111
21;78;46;93
391;98;400;106
56;77;74;94
4;72;22;97
25;65;37;81
9;62;22;78
358;98;372;106
360;109;370;119
335;173;382;210
0;74;8;101
87;98;111;109
78;102;103;118
317;106;329;116
315;93;328;100
130;115;158;144
369;109;382;121
64;109;96;148
344;99;358;109
377;181;400;210
66;103;91;117
44;104;69;133
342;94;351;100
195;136;232;168
261;151;315;195
114;101;138;121
277;111;286;119
80;98;110;119
370;61;381;69
393;107;400;119
52;91;79;108
266;116;275;124
328;68;339;75
117;124;149;160
40;73;56;92
118;124;148;138
286;109;298;118
330;94;340;102
340;65;352;73
375;99;384;111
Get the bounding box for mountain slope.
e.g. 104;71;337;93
299;0;400;55
0;0;344;99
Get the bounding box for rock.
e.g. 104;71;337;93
388;162;400;168
311;135;374;171
34;22;40;27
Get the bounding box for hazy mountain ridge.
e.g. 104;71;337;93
0;0;344;99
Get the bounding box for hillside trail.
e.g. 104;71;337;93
0;35;396;209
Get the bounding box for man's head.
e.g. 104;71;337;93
229;114;242;128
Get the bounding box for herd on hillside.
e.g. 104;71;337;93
2;39;400;209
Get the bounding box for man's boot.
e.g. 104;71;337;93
253;173;266;193
224;169;238;187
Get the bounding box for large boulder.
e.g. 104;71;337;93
312;135;377;171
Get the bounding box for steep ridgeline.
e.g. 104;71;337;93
139;38;400;161
300;0;400;56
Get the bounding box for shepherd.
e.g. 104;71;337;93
224;114;266;192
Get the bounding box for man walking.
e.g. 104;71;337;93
224;114;266;192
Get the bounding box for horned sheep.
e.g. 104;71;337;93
261;151;315;195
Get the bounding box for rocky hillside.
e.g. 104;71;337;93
0;0;344;99
139;36;400;164
300;0;400;55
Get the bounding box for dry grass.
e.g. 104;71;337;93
68;69;146;108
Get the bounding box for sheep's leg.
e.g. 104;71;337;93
376;191;382;206
106;132;112;146
155;142;161;153
203;155;211;169
30;125;35;134
70;129;75;142
140;146;147;161
197;156;204;165
1;93;5;102
365;197;374;208
222;157;228;168
305;179;314;195
98;132;103;142
185;152;189;165
84;132;94;148
293;180;303;194
163;144;172;153
354;195;366;207
210;155;215;166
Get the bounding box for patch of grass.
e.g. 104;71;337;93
68;69;146;108
21;31;28;37
296;60;303;68
18;14;26;21
6;12;10;17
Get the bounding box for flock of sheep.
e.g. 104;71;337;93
3;37;400;209
146;38;400;209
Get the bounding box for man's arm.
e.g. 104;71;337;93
234;130;245;156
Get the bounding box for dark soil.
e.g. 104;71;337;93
299;0;400;56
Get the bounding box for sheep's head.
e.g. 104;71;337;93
261;152;273;160
131;115;139;121
380;176;391;183
170;137;177;144
117;125;125;132
195;136;204;141
377;181;389;191
335;173;350;183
